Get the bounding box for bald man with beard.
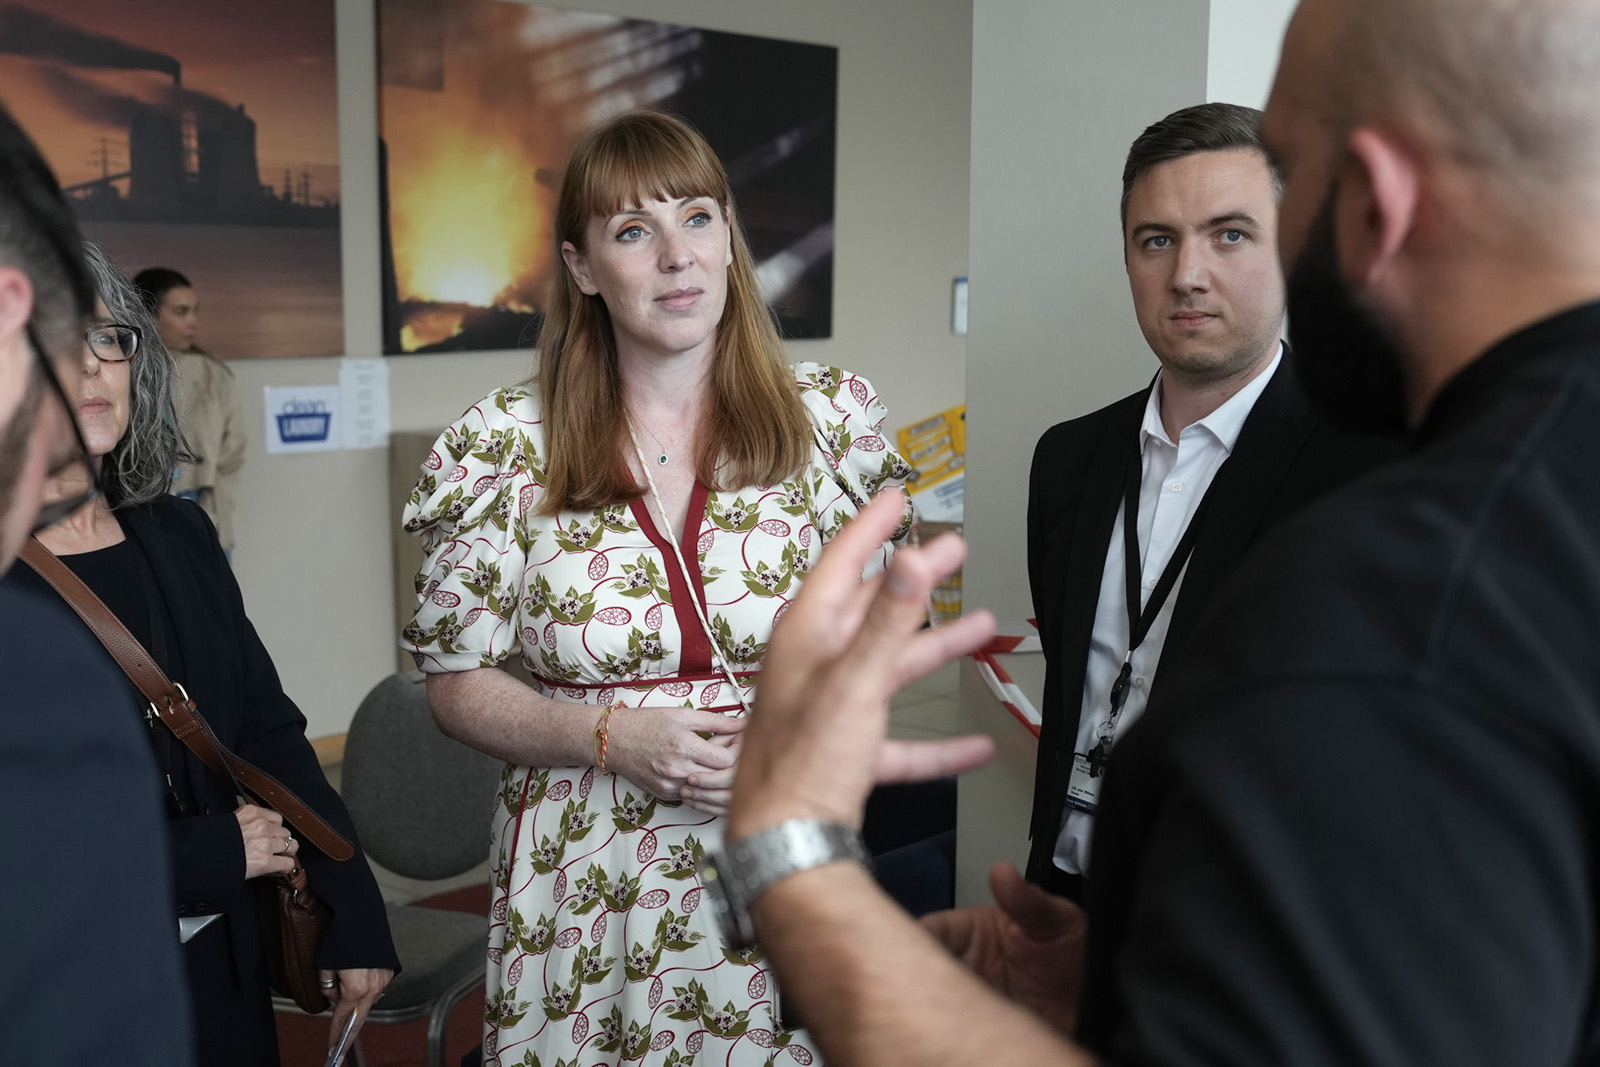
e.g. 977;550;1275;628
709;0;1600;1064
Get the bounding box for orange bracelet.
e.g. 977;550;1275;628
593;702;620;772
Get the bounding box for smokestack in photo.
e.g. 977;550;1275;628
0;5;181;83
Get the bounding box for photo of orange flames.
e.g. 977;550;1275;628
377;0;839;354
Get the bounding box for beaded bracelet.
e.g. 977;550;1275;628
593;702;620;772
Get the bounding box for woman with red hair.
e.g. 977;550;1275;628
403;109;910;1066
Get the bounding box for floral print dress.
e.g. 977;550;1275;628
402;363;911;1067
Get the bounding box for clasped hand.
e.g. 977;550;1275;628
236;802;298;880
606;705;745;816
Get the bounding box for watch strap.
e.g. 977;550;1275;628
702;819;869;948
724;820;869;904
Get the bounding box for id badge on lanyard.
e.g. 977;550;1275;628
1065;752;1105;814
1064;652;1129;815
1066;451;1218;815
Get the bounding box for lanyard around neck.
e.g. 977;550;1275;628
1106;446;1223;724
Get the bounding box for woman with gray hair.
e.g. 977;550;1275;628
2;244;398;1065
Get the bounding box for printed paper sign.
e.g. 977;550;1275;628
339;358;391;450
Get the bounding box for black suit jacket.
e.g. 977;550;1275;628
7;498;399;981
0;582;194;1064
1025;351;1398;892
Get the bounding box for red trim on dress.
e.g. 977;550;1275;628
628;480;714;674
500;766;540;913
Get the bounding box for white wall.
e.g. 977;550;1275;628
958;0;1208;906
1207;0;1296;107
230;0;973;738
964;0;1209;634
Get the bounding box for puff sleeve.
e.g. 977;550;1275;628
795;362;915;567
400;387;543;673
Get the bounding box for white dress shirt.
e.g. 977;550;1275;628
1053;345;1282;875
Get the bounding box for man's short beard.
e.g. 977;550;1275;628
1284;187;1411;438
1157;333;1280;386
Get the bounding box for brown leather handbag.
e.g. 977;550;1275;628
20;537;354;1014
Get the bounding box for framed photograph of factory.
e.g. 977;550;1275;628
377;0;838;354
0;1;343;359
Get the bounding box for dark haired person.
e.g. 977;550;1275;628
8;245;398;1064
132;266;245;556
0;107;192;1063
401;109;911;1066
1025;101;1395;903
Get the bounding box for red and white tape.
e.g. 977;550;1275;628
971;619;1041;737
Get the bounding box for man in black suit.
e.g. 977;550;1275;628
1025;102;1393;901
0;106;193;1062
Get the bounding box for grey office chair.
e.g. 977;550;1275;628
276;671;501;1067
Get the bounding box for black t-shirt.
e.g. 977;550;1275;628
59;536;186;679
1080;303;1600;1066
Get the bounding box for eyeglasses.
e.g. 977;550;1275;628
25;323;99;533
84;322;141;362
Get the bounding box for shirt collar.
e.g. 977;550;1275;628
1416;300;1600;445
1140;342;1283;455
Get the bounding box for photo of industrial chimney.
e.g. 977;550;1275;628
0;5;334;226
0;0;345;358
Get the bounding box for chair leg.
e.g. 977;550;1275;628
350;1035;367;1067
427;1009;445;1067
427;998;456;1067
428;980;486;1067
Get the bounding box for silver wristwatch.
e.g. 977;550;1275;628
699;819;869;949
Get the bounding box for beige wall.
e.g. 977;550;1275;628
228;0;973;738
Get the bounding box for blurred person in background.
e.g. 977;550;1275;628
133;266;246;556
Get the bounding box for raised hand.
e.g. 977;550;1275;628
730;489;997;839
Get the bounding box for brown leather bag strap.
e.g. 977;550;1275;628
19;537;355;861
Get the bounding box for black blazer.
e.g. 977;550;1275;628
8;497;398;978
1025;351;1398;891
